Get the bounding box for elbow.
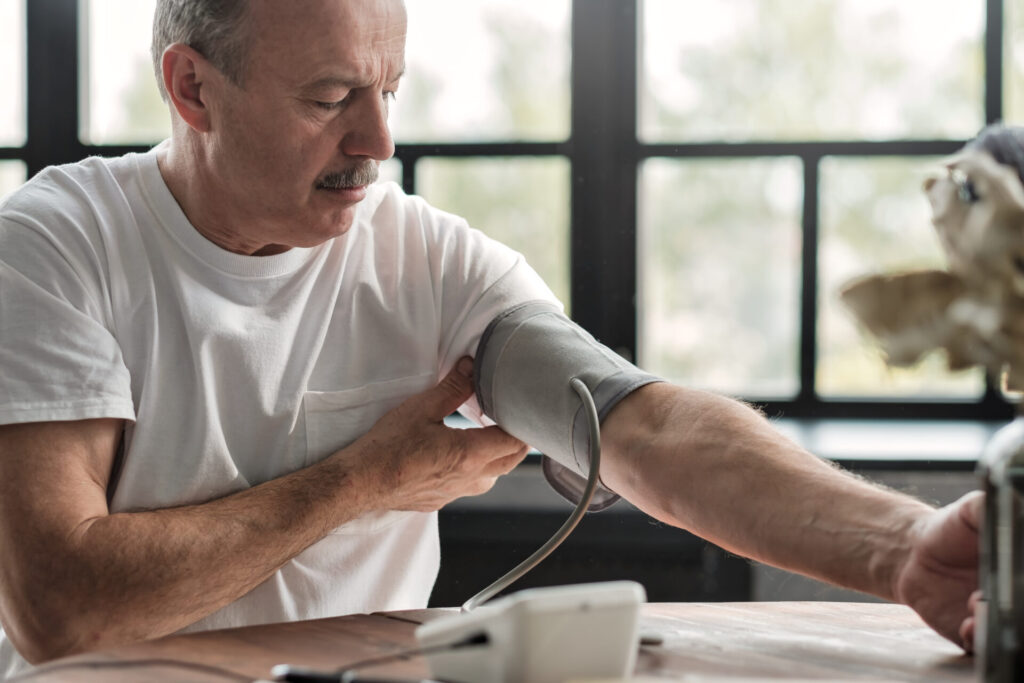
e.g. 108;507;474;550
9;632;72;667
1;588;104;665
5;617;102;666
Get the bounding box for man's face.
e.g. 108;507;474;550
203;0;406;252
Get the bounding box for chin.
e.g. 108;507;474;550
307;216;357;245
288;205;358;246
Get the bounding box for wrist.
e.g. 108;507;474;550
878;504;933;603
322;440;392;517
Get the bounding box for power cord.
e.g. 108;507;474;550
271;632;489;682
274;379;603;681
10;657;253;681
460;377;601;612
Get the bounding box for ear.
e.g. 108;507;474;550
161;43;213;133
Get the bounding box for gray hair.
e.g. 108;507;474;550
151;0;252;101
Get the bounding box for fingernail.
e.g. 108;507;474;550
456;357;474;378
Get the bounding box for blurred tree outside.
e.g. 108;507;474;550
391;1;569;141
0;161;26;201
419;157;570;309
108;56;171;143
639;158;802;398
402;4;571;308
641;0;983;142
0;0;25;147
82;0;168;144
1006;0;1024;122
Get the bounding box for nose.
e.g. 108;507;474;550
341;91;395;162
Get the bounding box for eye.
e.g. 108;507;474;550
315;99;348;111
950;168;979;203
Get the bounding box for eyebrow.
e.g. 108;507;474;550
301;67;406;92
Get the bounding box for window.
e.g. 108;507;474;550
636;0;1007;419
5;0;1018;421
417;157;571;308
816;156;985;399
393;0;570;142
0;0;25;148
638;157;802;398
0;162;26;201
640;0;984;142
81;0;168;144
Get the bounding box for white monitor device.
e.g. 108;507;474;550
415;580;646;683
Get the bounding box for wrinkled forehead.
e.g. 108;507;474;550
246;0;407;80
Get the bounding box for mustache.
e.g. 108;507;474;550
316;162;379;189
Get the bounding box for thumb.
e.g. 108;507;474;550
415;357;476;421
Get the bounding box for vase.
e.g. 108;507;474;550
978;416;1024;681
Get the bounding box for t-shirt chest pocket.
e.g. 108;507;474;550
302;372;435;535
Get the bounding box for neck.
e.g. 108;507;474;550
157;138;290;256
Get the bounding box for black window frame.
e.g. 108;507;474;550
3;0;1016;422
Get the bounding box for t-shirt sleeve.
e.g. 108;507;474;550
424;205;562;426
424;206;631;510
0;191;135;425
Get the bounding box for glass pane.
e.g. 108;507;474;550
638;158;802;398
379;158;402;186
81;0;170;144
391;1;570;143
817;156;985;398
416;157;570;308
0;161;26;201
640;0;984;142
1006;0;1024;122
0;0;25;146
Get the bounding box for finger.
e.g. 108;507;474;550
927;491;984;567
468;475;499;498
959;616;975;654
968;588;982;613
957;489;984;532
483;446;530;477
415;357;476;421
460;424;527;458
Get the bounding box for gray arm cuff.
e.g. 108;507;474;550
474;301;663;511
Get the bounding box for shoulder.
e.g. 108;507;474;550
355;181;517;262
1;154;140;240
357;180;460;232
0;153;144;299
3;154;135;212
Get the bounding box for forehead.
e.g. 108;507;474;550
246;0;406;82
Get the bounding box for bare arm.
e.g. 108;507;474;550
600;382;976;645
0;360;526;663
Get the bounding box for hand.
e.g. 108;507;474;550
347;356;529;512
894;490;981;651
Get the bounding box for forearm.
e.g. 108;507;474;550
601;382;933;600
1;363;524;663
8;450;373;662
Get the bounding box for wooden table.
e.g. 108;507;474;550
11;602;973;682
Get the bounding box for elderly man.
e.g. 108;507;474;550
0;0;980;677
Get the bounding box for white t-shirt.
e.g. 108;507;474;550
0;147;558;677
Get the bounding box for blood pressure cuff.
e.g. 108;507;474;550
474;301;664;511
